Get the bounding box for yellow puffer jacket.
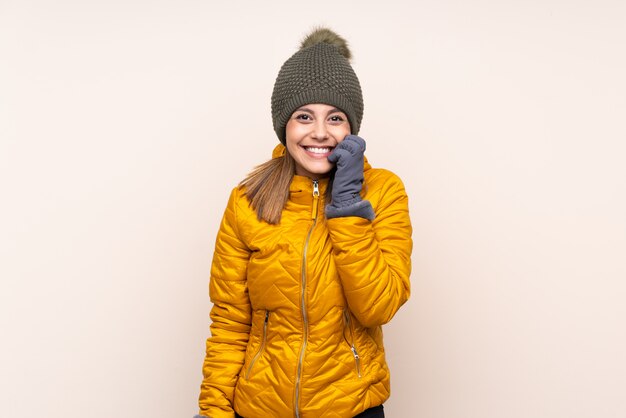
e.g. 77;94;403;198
198;145;412;418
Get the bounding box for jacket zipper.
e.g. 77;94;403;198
344;309;362;378
295;179;319;418
246;310;269;380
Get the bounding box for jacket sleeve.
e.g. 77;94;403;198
198;187;252;418
326;173;412;328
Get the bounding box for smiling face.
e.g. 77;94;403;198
285;103;351;179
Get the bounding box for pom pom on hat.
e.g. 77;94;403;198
300;27;352;60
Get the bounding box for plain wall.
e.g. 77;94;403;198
1;1;625;417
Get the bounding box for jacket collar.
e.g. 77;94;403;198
269;143;371;207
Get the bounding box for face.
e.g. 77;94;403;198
285;103;351;179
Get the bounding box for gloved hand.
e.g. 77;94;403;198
325;135;375;220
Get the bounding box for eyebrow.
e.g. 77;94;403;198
295;107;345;116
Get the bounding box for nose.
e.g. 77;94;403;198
311;119;329;141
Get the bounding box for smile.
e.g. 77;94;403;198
302;146;334;155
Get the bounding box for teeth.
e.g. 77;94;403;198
305;147;331;154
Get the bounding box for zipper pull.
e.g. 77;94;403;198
351;346;359;360
351;345;362;378
311;180;319;219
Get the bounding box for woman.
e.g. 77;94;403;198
196;27;412;418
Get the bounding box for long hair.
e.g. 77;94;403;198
240;152;296;225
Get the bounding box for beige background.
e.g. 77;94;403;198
1;0;625;417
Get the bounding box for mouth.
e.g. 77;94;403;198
302;145;335;157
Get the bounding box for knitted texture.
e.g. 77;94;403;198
271;30;364;144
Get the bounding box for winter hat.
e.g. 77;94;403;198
271;27;364;144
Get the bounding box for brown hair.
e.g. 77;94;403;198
240;153;296;224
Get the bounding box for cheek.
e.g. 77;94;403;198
284;133;303;156
285;122;307;143
331;125;351;140
284;140;298;158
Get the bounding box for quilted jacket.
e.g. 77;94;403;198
198;145;412;418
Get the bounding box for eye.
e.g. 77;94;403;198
295;113;312;121
329;114;346;123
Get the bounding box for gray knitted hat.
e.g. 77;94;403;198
271;27;364;144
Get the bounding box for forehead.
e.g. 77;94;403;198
294;104;346;114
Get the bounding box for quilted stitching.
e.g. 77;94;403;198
199;161;412;418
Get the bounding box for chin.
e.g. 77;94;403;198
307;164;332;175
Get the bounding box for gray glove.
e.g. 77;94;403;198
325;135;375;220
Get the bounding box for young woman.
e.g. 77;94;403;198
195;27;412;418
